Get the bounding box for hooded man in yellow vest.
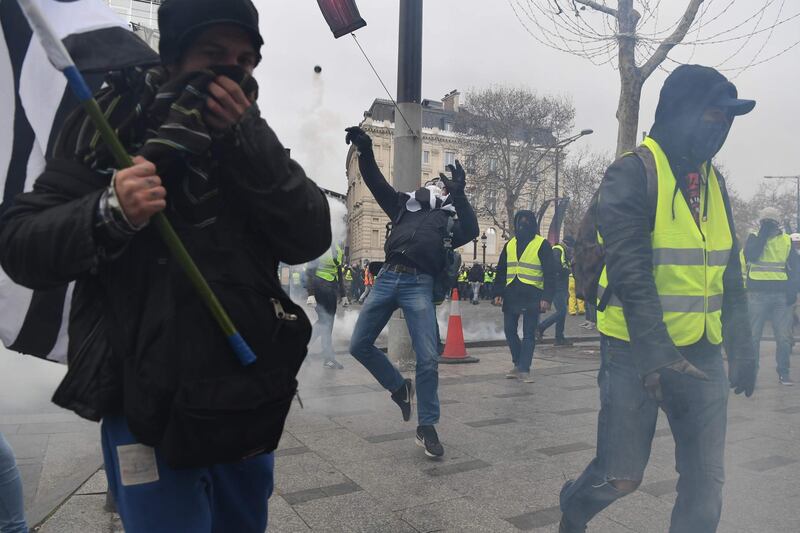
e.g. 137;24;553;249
560;65;757;533
493;210;556;382
744;207;799;386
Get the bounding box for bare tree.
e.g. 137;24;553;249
560;149;612;235
457;86;575;236
510;1;800;154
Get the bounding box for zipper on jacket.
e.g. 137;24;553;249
270;298;298;343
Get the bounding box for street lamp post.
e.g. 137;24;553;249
764;175;800;232
553;129;594;200
472;237;478;260
481;232;487;267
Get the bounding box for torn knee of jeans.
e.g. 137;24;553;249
608;478;641;493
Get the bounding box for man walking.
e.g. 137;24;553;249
345;126;478;459
744;208;799;385
538;237;573;346
0;1;331;530
468;262;484;305
307;243;348;369
559;65;758;533
493;210;555;382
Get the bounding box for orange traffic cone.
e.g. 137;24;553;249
440;288;479;364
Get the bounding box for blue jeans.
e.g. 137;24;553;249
560;336;729;533
349;269;440;425
0;433;27;533
503;308;540;372
538;285;568;339
101;415;273;533
748;291;792;378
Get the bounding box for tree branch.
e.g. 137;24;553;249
574;0;617;18
640;0;705;79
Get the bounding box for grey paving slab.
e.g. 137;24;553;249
536;441;594;456
738;455;798;472
495;391;535;398
266;496;312;533
640;478;678;497
552;407;596;416
654;427;673;438
505;505;562;530
563;384;596;391
464;417;517;428
424;459;492;477
75;469;107;496
36;494;122;533
282;480;362;505
363;430;417;443
774;405;800;414
274;445;311;458
291;490;397;531
399;496;519;533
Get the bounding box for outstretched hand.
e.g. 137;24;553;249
345;126;373;152
439;159;466;195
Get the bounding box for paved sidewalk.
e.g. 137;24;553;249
37;339;800;532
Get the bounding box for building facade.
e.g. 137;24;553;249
345;91;556;268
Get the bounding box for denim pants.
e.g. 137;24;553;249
503;308;540;373
748;291;792;378
102;415;273;533
349;269;440;425
310;278;339;362
0;433;27;533
560;336;729;533
538;285;569;339
470;282;482;303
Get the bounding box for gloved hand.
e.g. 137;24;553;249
643;357;709;403
439;160;466;196
728;357;758;397
345;126;373;152
341;296;350;307
306;295;317;306
787;291;798;307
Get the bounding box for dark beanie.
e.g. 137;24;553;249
158;0;264;65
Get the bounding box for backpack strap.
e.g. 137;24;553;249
629;146;659;228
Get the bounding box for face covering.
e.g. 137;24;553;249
516;218;534;239
687;118;730;164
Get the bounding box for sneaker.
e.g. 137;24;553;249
779;375;795;386
415;425;444;458
391;379;414;421
558;515;586;533
323;359;344;369
505;367;519;379
554;338;574;347
535;329;544;342
578;321;592;329
518;371;535;383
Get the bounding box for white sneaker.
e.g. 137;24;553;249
506;367;519;379
518;372;535;383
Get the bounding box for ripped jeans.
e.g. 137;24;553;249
560;336;729;533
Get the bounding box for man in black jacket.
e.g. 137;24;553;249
467;263;484;305
344;126;479;459
0;1;330;530
493;210;555;382
537;237;573;346
559;65;757;533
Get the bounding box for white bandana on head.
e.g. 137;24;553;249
403;185;456;214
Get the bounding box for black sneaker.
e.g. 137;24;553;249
554;338;574;347
779;375;795;386
391;379;414;421
415;425;444;458
558;516;586;533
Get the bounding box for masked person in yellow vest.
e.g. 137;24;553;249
493;210;556;382
307;244;347;369
743;208;800;386
560;65;757;533
537;236;574;346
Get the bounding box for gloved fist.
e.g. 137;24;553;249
729;357;758;397
345;126;373;152
306;295;317;306
341;297;350;307
439;160;466;196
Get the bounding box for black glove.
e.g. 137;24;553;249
729;357;758;397
439;159;466;196
345;126;373;152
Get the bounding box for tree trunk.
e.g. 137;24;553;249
506;198;517;237
615;75;643;155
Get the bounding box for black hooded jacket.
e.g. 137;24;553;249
597;65;754;377
492;210;556;313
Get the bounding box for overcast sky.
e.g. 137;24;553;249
254;1;800;197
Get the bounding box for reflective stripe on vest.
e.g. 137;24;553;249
316;246;343;282
553;243;569;269
748;233;790;282
506;235;545;289
597;137;732;346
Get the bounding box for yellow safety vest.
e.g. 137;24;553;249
458;271;468;282
506;235;545;289
553;243;570;270
316;246;343;282
597;137;732;346
747;233;791;282
345;269;353;281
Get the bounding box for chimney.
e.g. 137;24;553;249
442;90;460;112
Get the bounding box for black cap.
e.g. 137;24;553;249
158;0;264;65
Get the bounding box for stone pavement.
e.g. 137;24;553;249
36;338;800;532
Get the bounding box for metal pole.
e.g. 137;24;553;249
554;144;560;200
796;177;799;233
388;0;423;371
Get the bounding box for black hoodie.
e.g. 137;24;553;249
492;210;556;313
595;65;754;377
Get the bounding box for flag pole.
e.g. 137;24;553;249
18;0;257;366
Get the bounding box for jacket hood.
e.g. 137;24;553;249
513;209;539;239
648;65;754;170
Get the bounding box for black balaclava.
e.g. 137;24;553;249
158;0;264;66
648;65;754;177
514;210;539;247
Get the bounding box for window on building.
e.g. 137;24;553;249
422;150;430;165
370;229;379;248
444;121;454;132
486;189;498;213
444;151;456;168
486;228;497;254
488;158;498;173
465;154;476;172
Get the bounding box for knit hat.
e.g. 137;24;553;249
158;0;264;65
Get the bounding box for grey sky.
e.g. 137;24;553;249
254;1;799;197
